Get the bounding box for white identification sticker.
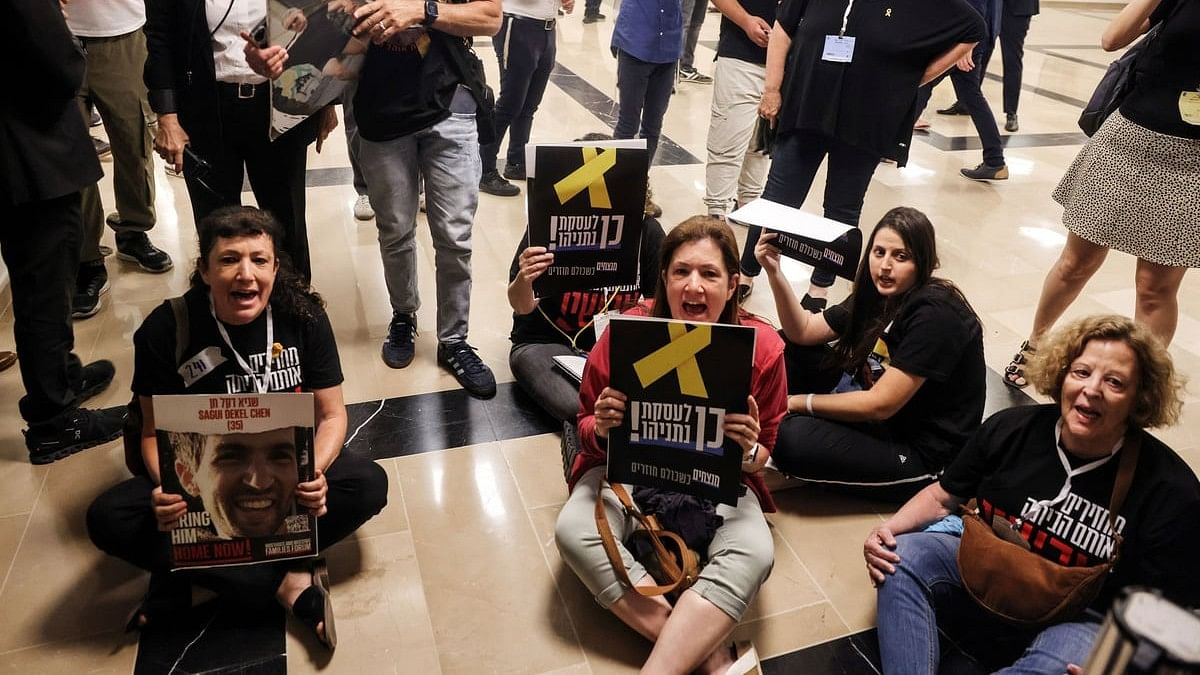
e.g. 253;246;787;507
822;35;856;63
593;310;621;343
1179;91;1200;125
178;346;227;388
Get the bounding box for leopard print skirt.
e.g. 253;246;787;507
1052;111;1200;268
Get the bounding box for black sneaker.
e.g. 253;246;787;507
381;313;416;368
79;360;116;403
678;67;713;84
479;170;519;197
1005;113;1019;133
800;293;828;313
93;137;111;157
116;232;174;273
502;163;526;181
960;162;1009;181
72;261;110;319
24;405;125;464
582;12;605;22
437;340;496;399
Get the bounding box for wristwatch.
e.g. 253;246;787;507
422;0;439;26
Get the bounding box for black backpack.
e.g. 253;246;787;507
122;296;189;476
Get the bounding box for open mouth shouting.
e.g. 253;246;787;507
681;300;710;319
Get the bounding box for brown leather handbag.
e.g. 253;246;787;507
956;432;1140;627
594;481;700;599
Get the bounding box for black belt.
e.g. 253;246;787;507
504;12;555;30
216;82;266;99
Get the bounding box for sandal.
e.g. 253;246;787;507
1003;340;1036;389
726;640;763;675
291;559;337;650
125;572;191;632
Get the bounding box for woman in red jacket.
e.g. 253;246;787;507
554;216;787;674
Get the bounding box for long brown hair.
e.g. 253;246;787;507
651;216;741;324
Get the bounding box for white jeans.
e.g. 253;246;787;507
704;57;770;216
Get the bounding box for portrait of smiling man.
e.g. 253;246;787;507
170;427;305;539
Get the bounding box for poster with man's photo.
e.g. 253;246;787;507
267;0;368;139
606;316;755;505
526;141;648;296
154;393;317;569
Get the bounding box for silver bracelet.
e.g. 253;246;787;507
805;393;815;416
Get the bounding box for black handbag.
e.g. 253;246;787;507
440;35;498;145
1077;25;1161;137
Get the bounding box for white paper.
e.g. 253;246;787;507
728;198;855;243
552;355;588;383
525;139;647;179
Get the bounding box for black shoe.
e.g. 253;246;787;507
479;170;520;197
582;12;605;22
381;313;416;368
72;261;110;319
1005;113;1019;133
678;67;713;84
79;360;116;403
502;163;526;181
960;162;1010;181
800;293;827;313
437;340;496;399
24;405;125;464
936;102;968;116
89;109;102;127
116;232;174;273
93;137;112;157
736;282;753;304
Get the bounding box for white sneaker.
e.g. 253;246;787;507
353;194;375;220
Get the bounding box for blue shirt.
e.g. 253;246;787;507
611;0;683;64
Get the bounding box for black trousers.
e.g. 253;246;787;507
917;40;1005;167
771;341;938;502
0;192;85;424
978;10;1032;115
86;453;389;592
184;84;313;280
739;129;879;288
483;14;557;173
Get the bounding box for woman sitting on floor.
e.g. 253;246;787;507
87;206;388;649
865;315;1200;673
507;209;664;423
758;206;985;500
555;216;787;674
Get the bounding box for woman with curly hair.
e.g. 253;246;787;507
864;314;1200;673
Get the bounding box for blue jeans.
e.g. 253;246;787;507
482;14;557;173
358;105;480;342
614;49;675;166
738;129;878;288
876;533;1102;675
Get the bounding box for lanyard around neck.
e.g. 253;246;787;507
210;294;274;394
840;0;855;36
1027;419;1123;517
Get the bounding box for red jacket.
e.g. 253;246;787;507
570;303;788;512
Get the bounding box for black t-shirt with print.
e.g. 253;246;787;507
824;283;985;469
509;218;664;350
941;404;1200;610
354;31;463;142
775;0;986;164
1120;0;1200;139
132;287;343;397
717;0;780;65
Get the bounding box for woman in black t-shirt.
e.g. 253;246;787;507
758;207;985;500
87;207;388;650
865;315;1199;673
1004;0;1198;389
737;0;986;310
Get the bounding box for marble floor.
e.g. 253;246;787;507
0;1;1196;672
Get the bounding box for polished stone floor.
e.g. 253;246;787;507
0;1;1196;672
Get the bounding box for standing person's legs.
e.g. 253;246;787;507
1027;233;1109;345
999;12;1032;116
704;57;767;217
505;25;555;173
419;109;481;344
1132;259;1188;345
950;62;1005;168
808;136;880;290
679;0;708;73
0;194;84;424
244;96;313;280
342;80;369;198
183;95;248;226
359;133;422;320
637;61;676;165
614;50;652;148
738;131;828;277
583;0;602;18
479;14;518;176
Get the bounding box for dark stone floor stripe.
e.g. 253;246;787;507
134;598;286;675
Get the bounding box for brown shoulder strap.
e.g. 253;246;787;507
593;481;694;597
1102;430;1141;561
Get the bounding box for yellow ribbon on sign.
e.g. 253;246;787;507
633;323;711;398
553;147;616;208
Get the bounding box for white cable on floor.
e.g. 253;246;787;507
343;398;386;448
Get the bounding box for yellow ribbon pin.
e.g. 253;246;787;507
633;323;711;398
553;147;616;208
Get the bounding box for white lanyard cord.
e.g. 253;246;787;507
1026;419;1123;518
210;295;274;394
840;0;854;36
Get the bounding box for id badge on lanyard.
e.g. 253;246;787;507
1180;90;1200;126
822;0;856;63
211;295;274;394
